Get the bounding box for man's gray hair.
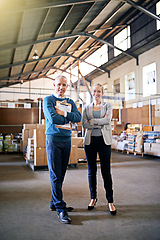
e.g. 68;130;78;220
55;75;67;81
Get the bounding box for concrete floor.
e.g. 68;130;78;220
0;152;160;240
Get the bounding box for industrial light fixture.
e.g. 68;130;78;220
32;50;39;59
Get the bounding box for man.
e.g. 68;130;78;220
43;75;81;224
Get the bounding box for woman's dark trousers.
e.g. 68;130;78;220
84;136;113;203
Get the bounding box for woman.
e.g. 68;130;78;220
82;83;116;215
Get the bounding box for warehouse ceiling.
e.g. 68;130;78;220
0;0;160;88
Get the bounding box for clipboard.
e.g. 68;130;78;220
55;100;72;130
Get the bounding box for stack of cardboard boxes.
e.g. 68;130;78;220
143;126;160;156
34;125;47;166
21;124;86;166
135;132;143;153
22;123;86;167
69;137;85;165
22;123;47;166
143;142;160;156
111;121;124;135
127;134;137;152
22;124;37;152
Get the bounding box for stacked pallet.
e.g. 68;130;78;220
127;134;137;152
143;130;160;156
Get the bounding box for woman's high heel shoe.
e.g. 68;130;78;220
109;203;117;215
88;199;97;210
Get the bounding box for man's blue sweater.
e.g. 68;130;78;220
43;95;81;142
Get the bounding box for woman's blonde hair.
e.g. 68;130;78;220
92;83;104;93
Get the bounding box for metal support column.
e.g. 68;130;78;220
149;98;152;126
77;61;80;102
119;104;121;123
39;100;42;124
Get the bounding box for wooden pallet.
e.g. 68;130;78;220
127;150;144;157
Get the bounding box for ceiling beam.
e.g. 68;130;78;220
0;64;79;82
95;2;124;29
0;0;103;14
0;31;139;64
0;33;81;51
0;50;109;77
0;53;67;70
120;0;160;21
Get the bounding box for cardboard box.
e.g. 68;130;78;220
36;124;45;130
22;129;29;152
154;125;160;131
22;129;29;141
34;147;47;166
117;141;128;151
34;129;46;148
135;132;143;153
144;142;151;148
69;145;78;164
144;142;151;153
23;124;37;130
151;143;160;148
143;126;153;131
155;112;160;125
23;124;37;138
150;147;160;156
155;118;160;125
77;148;86;160
111;139;118;149
71;137;84;148
29;129;35;138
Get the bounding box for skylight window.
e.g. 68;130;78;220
70;44;108;82
114;26;131;57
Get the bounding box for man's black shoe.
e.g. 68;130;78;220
57;211;72;224
50;205;74;212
